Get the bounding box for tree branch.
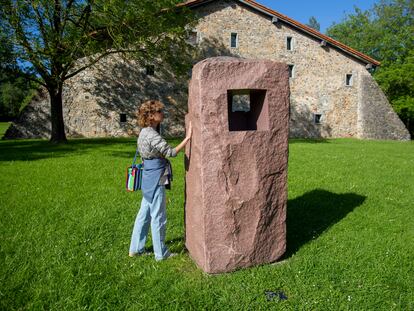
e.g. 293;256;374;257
32;4;50;52
10;6;50;81
61;0;76;30
19;71;48;87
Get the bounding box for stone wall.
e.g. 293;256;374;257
5;55;189;139
358;75;410;140
4;0;410;140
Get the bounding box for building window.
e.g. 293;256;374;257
288;65;295;78
146;65;155;76
287;37;293;51
228;89;268;131
230;33;238;48
120;113;127;123
314;113;322;124
187;31;198;45
346;74;353;86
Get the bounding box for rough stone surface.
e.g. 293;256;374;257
184;57;289;274
358;75;410;140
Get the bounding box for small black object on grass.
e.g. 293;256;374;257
264;290;288;302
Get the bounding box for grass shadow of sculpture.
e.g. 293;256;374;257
283;189;366;259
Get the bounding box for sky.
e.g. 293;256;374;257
257;0;378;33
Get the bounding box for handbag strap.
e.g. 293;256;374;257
132;147;140;166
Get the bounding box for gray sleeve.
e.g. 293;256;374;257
150;132;177;158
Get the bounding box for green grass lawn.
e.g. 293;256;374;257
1;138;413;310
0;122;10;139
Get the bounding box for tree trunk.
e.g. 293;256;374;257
49;84;67;143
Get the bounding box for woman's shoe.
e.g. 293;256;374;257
129;251;151;257
156;252;178;261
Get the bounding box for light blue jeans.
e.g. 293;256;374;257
129;185;170;260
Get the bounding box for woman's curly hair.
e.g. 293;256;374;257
137;100;164;127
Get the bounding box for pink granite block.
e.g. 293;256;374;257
184;57;290;274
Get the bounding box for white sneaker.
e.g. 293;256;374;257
129;251;152;257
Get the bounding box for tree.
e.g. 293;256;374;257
0;0;195;143
326;0;414;137
306;16;320;32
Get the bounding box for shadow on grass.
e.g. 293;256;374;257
283;189;366;259
0;138;183;162
142;236;186;254
167;236;186;253
0;138;136;162
288;138;330;144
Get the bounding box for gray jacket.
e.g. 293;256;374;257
137;127;177;159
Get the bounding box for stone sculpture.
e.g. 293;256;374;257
184;57;290;273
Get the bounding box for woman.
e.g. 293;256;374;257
129;100;192;261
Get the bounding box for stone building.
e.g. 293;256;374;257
5;0;410;140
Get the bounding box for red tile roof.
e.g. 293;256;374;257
178;0;380;66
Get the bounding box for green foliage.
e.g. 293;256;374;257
0;20;37;119
326;0;414;65
375;50;414;133
0;80;24;117
306;16;320;31
375;51;414;99
0;122;10;138
326;0;414;136
0;138;413;309
18;88;37;113
0;77;36;119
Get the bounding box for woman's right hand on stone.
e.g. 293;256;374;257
186;122;193;141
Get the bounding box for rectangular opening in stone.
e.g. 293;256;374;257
313;113;322;124
346;74;353;86
288;65;295;78
287;36;293;50
227;89;268;131
145;65;155;76
120;113;127;123
230;33;238;48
